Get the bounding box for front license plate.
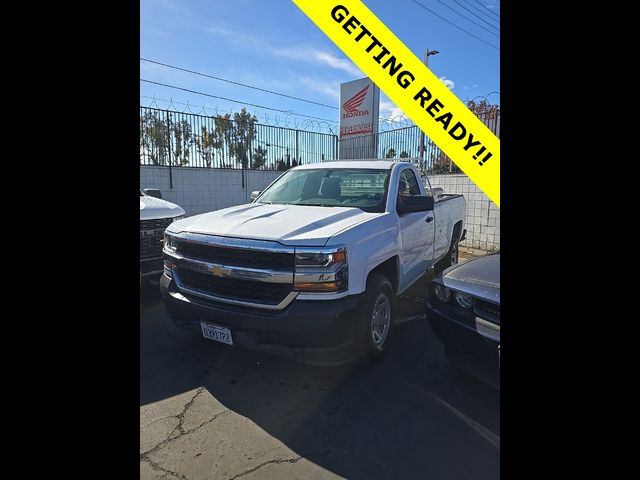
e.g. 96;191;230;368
200;322;233;345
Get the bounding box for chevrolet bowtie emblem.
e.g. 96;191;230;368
208;265;224;277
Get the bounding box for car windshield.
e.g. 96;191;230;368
256;168;390;213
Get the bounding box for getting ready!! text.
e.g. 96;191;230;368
330;4;493;168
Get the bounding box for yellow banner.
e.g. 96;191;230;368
292;0;500;207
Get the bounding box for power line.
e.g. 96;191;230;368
473;0;500;18
140;58;338;110
458;0;500;25
410;0;499;50
140;79;338;124
437;0;499;36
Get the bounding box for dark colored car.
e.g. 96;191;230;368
426;252;500;389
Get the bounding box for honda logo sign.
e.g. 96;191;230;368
339;78;380;159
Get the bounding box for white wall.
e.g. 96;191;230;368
141;167;500;252
140;166;283;216
429;174;500;252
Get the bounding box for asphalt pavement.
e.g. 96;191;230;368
140;271;499;480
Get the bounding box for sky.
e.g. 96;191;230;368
140;0;500;133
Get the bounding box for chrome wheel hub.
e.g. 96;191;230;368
371;293;391;349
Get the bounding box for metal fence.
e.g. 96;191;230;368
140;106;499;173
140;107;337;170
341;109;500;174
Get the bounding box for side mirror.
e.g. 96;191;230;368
432;187;444;200
250;191;261;202
143;188;162;199
397;195;434;215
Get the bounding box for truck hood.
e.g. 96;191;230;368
167;203;378;246
437;253;500;304
140;196;185;220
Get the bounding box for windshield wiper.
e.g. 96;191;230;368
293;203;338;207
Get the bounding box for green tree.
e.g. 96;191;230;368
252;145;268;169
172;119;192;166
195;125;222;168
140;111;170;165
275;158;288;171
399;151;409;158
428;99;499;174
385;148;396;158
223;108;258;169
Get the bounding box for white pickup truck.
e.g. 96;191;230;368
160;161;465;365
140;190;185;286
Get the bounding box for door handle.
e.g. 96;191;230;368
425;216;434;223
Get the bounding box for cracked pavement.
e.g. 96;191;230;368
140;280;499;479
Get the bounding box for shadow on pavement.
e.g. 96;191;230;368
140;282;499;480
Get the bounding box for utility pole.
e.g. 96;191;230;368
419;48;439;175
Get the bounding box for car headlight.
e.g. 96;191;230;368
164;233;178;252
433;284;451;302
455;292;473;309
294;246;347;293
172;215;184;222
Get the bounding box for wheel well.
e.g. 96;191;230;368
452;221;463;245
368;257;399;294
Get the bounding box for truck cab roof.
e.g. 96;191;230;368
295;160;400;170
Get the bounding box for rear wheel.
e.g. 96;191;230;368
435;239;459;273
356;274;394;362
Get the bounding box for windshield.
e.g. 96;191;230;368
257;168;390;213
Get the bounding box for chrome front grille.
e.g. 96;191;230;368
140;218;173;259
165;233;297;310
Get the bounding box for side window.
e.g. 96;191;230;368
398;169;421;197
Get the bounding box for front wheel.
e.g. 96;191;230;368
355;274;394;362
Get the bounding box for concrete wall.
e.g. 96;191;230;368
140;166;283;216
429;174;500;252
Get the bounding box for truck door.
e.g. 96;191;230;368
396;167;435;292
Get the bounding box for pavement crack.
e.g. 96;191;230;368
183;409;232;436
172;387;206;437
141;455;190;480
141;387;232;457
140;414;179;431
224;457;303;480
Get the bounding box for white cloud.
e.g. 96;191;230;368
206;25;361;77
440;76;455;89
464;86;470;90
379;98;405;120
296;77;341;102
206;25;257;45
309;51;362;76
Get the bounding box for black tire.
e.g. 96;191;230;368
355;273;394;362
435;238;459;274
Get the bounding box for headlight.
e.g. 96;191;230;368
164;233;178;252
295;250;345;267
172;215;184;222
433;284;451;302
455;292;473;309
294;246;347;293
